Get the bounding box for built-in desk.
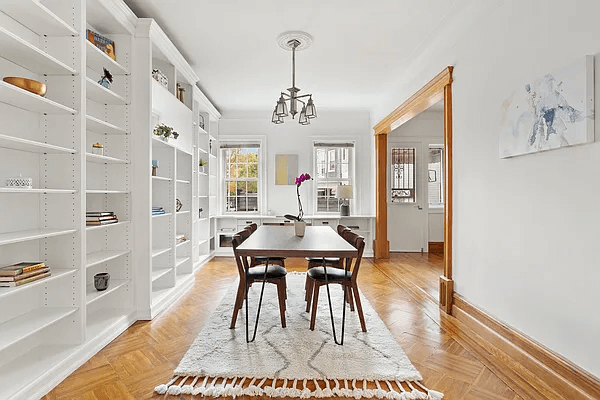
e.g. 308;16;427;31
214;215;375;257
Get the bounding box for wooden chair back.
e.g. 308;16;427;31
341;230;365;283
232;229;251;278
248;223;258;233
337;224;349;236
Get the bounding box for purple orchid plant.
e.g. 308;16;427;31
285;173;312;222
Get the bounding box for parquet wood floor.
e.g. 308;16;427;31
43;254;522;399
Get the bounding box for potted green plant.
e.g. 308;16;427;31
153;123;179;142
199;158;208;173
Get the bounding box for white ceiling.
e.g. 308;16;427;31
124;0;467;115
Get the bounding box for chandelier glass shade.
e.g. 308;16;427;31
272;33;317;125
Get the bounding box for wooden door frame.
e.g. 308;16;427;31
373;66;454;313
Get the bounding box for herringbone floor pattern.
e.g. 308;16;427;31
43;254;521;399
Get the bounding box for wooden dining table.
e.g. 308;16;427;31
236;225;358;344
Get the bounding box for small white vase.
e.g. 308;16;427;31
294;220;306;237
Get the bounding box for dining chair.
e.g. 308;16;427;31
305;230;367;344
247;224;287;268
230;229;288;342
304;224;350;302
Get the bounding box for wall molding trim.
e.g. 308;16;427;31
452;293;600;399
428;241;444;254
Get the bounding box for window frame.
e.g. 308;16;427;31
313;141;355;214
219;136;266;215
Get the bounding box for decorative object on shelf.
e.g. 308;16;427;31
175;234;186;244
152;206;165;216
176;198;182;212
198;114;205;130
5;174;33;189
209;138;213;154
3;77;47;96
176;82;185;103
153;123;179;141
91;142;104;156
199;157;208;173
336;184;353;216
87;29;116;61
272;31;317;125
199;207;203;218
285;172;312;236
152;159;159;176
93;272;110;291
97;68;113;89
152;68;168;89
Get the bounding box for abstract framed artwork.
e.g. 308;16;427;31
499;55;595;158
275;154;298;185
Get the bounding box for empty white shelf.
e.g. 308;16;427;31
176;210;190;216
151;268;171;282
151;286;173;306
0;133;76;154
152;176;172;182
86;115;127;135
152;247;170;258
198;239;208;246
86;189;130;194
86;41;128;75
152;212;172;218
85;279;129;305
176;179;190;184
0;188;76;194
86;153;129;164
86;77;128;105
0;228;76;246
85;220;130;231
176;257;190;268
0;26;77;75
0;307;77;353
0;81;77;115
176;239;190;247
0;268;77;300
86;308;135;340
86;250;130;268
0;0;78;36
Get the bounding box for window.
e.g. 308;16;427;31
222;143;260;213
314;142;354;212
391;147;416;203
428;146;444;207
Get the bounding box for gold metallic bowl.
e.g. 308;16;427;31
3;77;47;97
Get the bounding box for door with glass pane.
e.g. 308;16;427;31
387;141;426;251
314;143;353;213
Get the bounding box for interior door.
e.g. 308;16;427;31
387;141;426;252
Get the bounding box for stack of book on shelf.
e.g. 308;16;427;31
152;206;165;216
86;211;118;226
175;234;186;245
0;262;51;287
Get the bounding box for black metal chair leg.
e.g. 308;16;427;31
246;258;270;343
322;258;348;345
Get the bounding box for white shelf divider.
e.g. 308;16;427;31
175;257;190;268
152;212;172;219
86;41;129;75
85;220;130;231
151;268;171;282
0;228;77;246
85;279;129;305
86;77;129;105
0;81;77;115
152;247;171;258
152;176;172;182
86;250;130;268
0;188;76;194
0;26;77;75
86;153;129;164
86;189;130;194
0;0;78;36
0;133;76;154
0;307;78;353
86;115;128;135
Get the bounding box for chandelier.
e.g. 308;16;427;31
272;32;317;125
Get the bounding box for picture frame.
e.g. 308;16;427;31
327;149;336;172
275;154;298;185
87;29;116;61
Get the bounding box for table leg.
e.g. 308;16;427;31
323;258;347;345
246;257;269;343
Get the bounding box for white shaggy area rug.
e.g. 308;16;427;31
155;273;443;399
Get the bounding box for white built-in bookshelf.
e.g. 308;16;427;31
0;1;219;398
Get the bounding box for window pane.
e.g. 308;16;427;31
236;181;246;195
428;147;444;206
247;163;258;178
227;181;236;196
391;147;416;203
247;181;258;194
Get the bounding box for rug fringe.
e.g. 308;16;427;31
155;376;443;399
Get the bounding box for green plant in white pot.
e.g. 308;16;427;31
153;123;179;141
199;158;208;173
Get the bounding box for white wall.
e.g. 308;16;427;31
219;109;373;217
374;0;600;377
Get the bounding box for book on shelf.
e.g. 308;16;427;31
0;262;46;277
86;211;114;217
87;218;119;226
0;271;51;287
0;267;50;282
86;215;118;222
